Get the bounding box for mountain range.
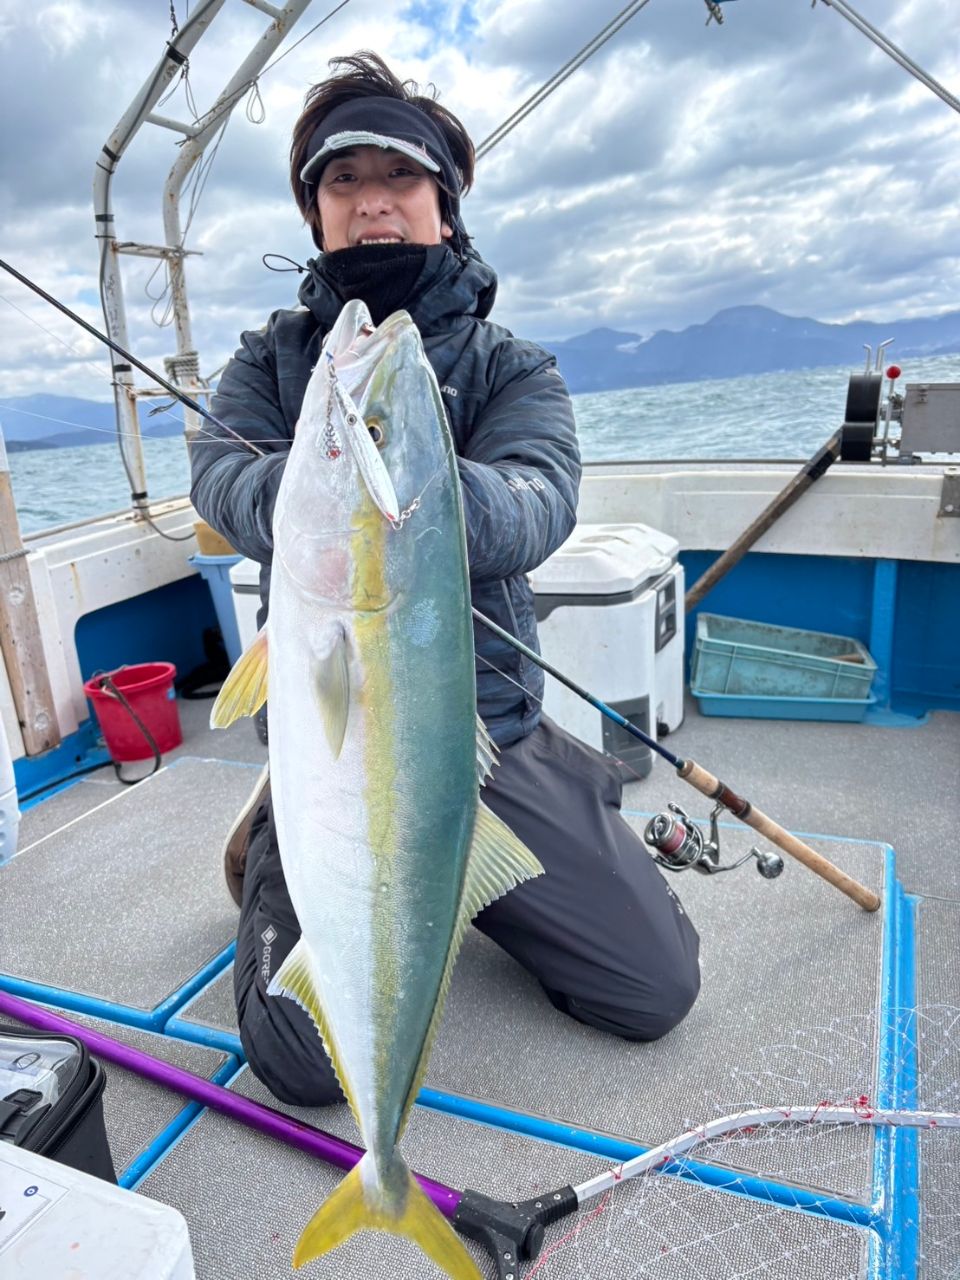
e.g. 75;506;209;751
0;395;184;452
4;304;960;449
538;304;960;394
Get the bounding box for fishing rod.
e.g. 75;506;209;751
3;254;879;913
4;992;956;1280
0;258;263;458
472;608;881;913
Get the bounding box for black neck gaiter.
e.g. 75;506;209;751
319;243;430;324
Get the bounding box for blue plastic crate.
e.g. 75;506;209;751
690;614;877;721
189;553;243;665
691;690;878;722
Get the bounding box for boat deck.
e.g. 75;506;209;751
2;695;958;1278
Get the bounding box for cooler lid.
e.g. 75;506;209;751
529;522;679;596
229;557;261;589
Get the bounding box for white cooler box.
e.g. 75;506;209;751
529;522;684;779
230;557;262;651
0;1144;195;1279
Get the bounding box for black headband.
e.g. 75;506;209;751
300;96;463;226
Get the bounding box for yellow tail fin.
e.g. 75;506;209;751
293;1154;482;1279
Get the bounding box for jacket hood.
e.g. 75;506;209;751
298;243;498;335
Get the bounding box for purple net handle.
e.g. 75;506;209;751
0;991;462;1217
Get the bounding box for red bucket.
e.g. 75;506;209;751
83;663;182;763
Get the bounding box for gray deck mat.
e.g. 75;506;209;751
15;697;266;848
165;696;269;768
175;832;886;1202
139;1066;872;1280
432;832;885;1201
2;1010;231;1176
625;697;959;901
0;758;259;1010
174;967;236;1036
18;775;125;846
915;898;960;1279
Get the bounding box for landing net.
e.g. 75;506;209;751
527;1004;959;1279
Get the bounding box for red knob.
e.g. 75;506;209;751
886;365;901;380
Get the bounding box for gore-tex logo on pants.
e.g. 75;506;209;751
260;924;277;981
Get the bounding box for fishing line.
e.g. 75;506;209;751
0;258;265;458
471;607;881;912
0;290;119;392
474;653;652;787
0;402;285;452
0;288;224;452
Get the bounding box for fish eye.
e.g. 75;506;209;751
367;419;386;448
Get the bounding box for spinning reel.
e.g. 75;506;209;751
643;802;784;880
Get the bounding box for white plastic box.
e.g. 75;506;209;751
230;557;262;652
528;522;685;779
0;1144;195;1279
0;708;20;865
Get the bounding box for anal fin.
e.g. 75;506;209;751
267;938;360;1128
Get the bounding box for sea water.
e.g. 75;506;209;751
10;353;960;535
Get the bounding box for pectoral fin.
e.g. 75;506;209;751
314;626;350;758
210;626;268;728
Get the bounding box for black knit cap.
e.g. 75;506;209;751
300;96;464;224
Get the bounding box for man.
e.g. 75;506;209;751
190;51;700;1108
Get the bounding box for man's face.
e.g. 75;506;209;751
316;145;454;251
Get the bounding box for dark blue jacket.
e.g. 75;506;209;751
190;245;581;746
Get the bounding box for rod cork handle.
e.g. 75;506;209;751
677;759;881;913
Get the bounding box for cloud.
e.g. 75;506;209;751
1;0;959;406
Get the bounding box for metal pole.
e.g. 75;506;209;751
161;0;315;442
0;991;462;1218
93;0;229;515
816;0;960;117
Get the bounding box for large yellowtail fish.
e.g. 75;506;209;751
212;300;543;1276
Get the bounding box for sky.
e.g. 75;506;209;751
1;0;959;401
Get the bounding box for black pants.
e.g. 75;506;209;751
234;716;701;1107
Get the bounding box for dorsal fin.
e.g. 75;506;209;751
476;714;498;783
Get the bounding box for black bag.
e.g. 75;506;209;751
0;1024;117;1183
